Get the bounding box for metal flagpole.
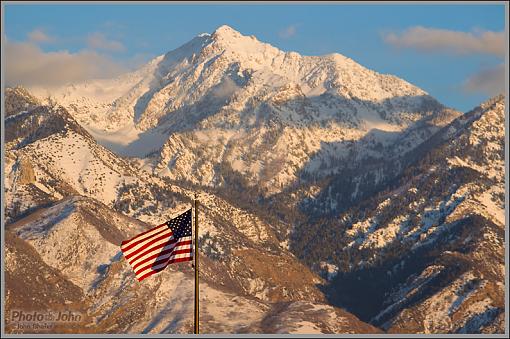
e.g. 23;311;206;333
193;194;199;334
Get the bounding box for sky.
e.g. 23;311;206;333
3;3;507;112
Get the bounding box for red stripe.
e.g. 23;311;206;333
124;232;176;261
134;248;193;275
121;223;167;247
121;227;170;252
136;256;193;282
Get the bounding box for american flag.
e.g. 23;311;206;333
121;209;193;282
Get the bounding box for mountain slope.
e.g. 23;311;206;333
297;95;505;333
4;195;379;334
3;89;379;333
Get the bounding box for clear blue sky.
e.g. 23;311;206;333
3;3;507;112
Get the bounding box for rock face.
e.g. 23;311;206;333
16;157;36;185
5;86;40;118
4;25;505;334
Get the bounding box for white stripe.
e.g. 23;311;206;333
135;252;192;278
121;224;168;250
123;229;173;257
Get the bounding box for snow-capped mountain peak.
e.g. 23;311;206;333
25;25;459;196
30;25;437;133
212;24;242;39
208;24;279;56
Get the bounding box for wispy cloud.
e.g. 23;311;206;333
463;63;505;96
27;28;56;44
87;32;126;52
383;26;504;57
5;39;128;87
279;25;298;39
383;26;505;97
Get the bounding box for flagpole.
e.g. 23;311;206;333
193;194;199;334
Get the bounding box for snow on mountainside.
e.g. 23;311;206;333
343;95;505;258
298;95;506;333
4;95;315;296
29;56;164;131
28;25;460;199
4;90;381;333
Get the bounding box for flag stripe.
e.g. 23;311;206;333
123;229;173;257
121;226;170;252
121;223;167;248
124;230;175;259
126;236;182;264
132;246;180;272
129;240;178;268
136;251;192;277
130;239;192;269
